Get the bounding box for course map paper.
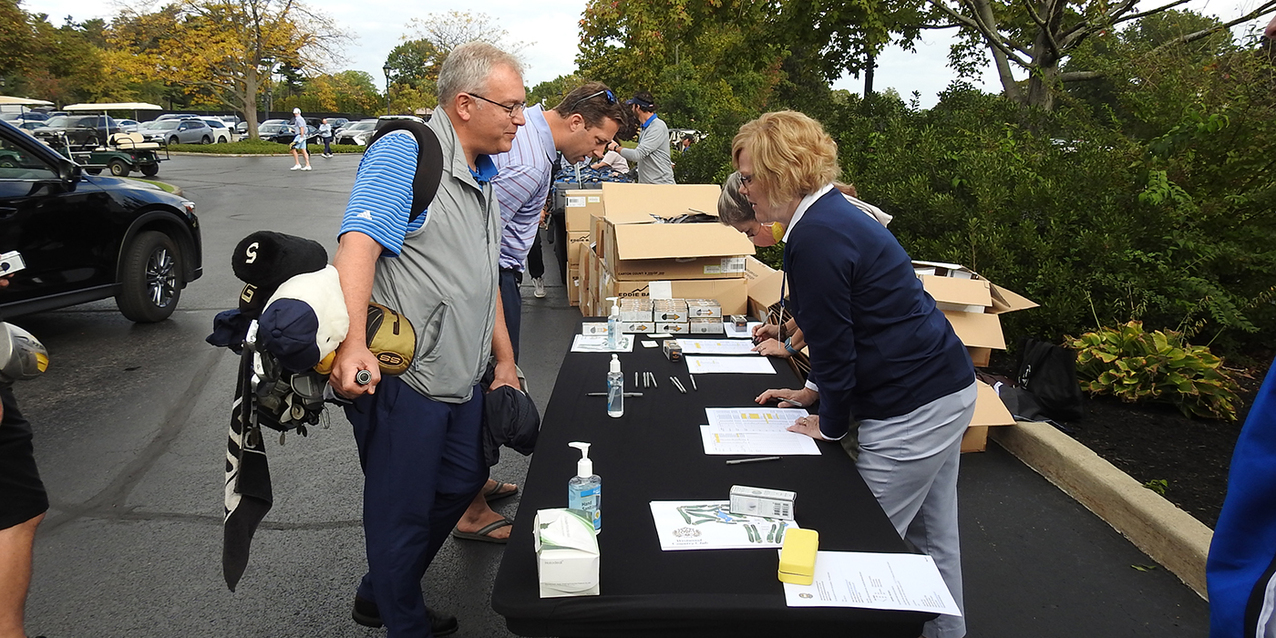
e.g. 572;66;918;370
699;425;822;455
676;339;759;355
685;355;775;374
783;551;962;617
649;501;801;551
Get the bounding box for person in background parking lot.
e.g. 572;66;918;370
604;91;674;184
290;107;312;171
319;119;334;158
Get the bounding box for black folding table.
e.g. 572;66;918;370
492;322;933;637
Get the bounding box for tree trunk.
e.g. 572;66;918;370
1025;63;1059;110
244;68;260;140
864;52;875;99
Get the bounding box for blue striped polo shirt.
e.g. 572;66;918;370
340;130;498;255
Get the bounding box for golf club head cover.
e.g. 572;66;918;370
258;266;349;373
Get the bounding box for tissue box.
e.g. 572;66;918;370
535;509;600;598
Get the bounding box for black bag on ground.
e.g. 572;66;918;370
1014;337;1085;421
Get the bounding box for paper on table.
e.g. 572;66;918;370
641;340;659;348
783;551;962;617
706;407;808;432
649;501;800;551
699;425;822;456
676;339;759;355
570;334;635;353
685;355;775;374
724;321;764;339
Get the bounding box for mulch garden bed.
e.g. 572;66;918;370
987;353;1271;529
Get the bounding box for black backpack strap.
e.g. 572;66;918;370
366;121;444;224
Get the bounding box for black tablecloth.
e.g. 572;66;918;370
492;322;931;637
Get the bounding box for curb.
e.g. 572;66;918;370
990;422;1213;599
166;151;364;158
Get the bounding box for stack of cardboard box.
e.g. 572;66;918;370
570;183;756;318
743;257;1036;453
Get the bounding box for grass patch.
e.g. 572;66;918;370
169;139;366;154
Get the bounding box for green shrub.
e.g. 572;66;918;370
1069;320;1242;421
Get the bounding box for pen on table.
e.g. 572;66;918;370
670;376;686;394
725;456;782;465
689;375;697;391
777;398;805;408
587;392;644;397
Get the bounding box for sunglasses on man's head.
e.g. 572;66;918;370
570;89;616;112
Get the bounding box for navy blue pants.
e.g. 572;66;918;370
346;377;487;637
499;269;522;363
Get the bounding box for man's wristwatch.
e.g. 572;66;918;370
783;337;799;356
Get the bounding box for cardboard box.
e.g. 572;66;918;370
962;380;1017;453
563;190;605;232
919;265;1037;368
568;275;581;307
686;299;722;318
601;220;752;281
567;231;590;268
656;322;689;334
534;509;600;598
619;321;656;333
689;318;725;334
591;183;754;281
619;298;653;322
652;298;688;321
747;267;786;322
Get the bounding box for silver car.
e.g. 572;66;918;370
199;117;233;143
140;118;214;145
335;119;377;146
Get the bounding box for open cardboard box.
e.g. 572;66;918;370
587;183;755;282
597;272;749;317
917;264;1037;368
961;380;1017;453
562;189;605;233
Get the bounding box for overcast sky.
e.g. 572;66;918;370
22;0;1272;109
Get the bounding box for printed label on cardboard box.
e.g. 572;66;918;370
566;196;586;207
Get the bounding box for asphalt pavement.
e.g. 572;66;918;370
14;154;1209;637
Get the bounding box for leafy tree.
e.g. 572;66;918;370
577;0;784;129
403;10;525;54
385;39;443;91
110;0;349;138
286;70;382;115
528;73;588;108
931;0;1276;109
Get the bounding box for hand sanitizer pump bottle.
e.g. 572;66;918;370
606;297;621;350
568;441;602;532
606;354;624;418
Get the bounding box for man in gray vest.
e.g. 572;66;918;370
330;41;523;637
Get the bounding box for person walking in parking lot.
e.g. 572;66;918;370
319;119;334;158
330;41;523;636
290;107;312;171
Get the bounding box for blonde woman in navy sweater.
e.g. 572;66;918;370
731;111;977;638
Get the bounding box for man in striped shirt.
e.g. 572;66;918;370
450;83;625;545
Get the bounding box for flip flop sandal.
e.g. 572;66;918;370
483;481;519;502
451;517;513;544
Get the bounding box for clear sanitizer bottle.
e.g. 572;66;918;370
568;441;602;532
606;296;621;350
606;354;624;418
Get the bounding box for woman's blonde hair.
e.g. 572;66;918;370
731;111;839;208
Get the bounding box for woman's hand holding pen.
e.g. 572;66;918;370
751;322;779;344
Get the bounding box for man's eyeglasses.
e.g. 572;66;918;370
467;93;526;118
568;89;616;113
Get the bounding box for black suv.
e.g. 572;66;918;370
0;120;202;322
32;114;120;150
